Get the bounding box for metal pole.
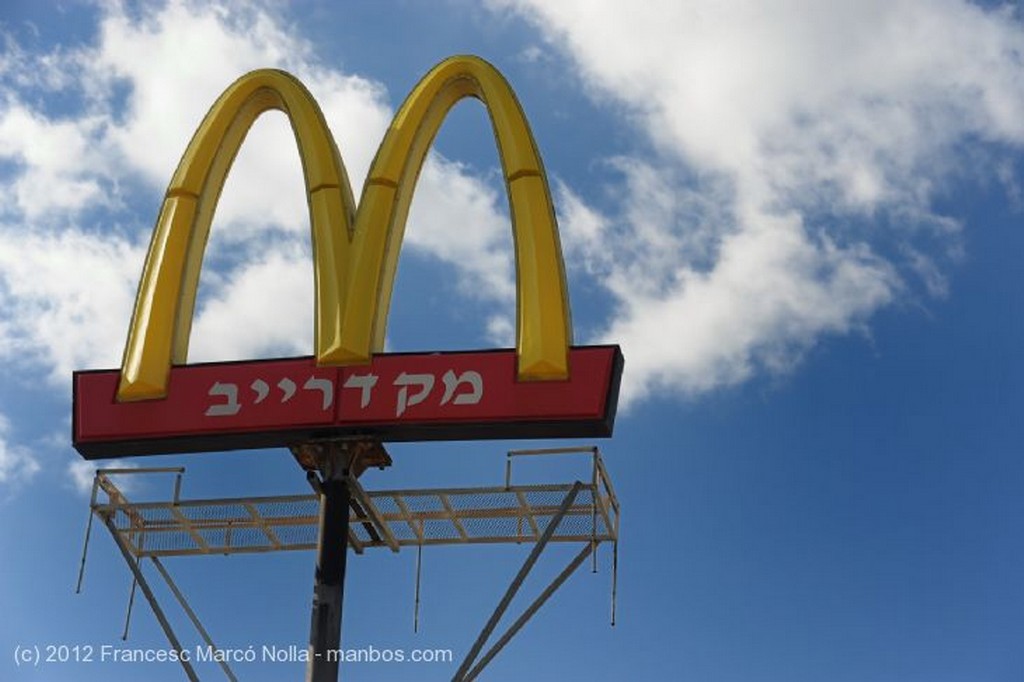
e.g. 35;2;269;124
414;520;423;633
75;510;95;593
122;528;146;641
306;445;352;682
611;539;619;627
591;453;599;573
121;576;137;640
76;476;102;594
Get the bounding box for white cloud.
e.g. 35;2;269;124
67;457;138;497
499;0;1024;402
560;170;899;399
0;106;111;220
188;241;315;362
0;228;142;380
67;458;101;497
0;415;39;488
602;208;898;397
405;156;515;303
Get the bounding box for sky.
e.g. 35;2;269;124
1;0;1023;680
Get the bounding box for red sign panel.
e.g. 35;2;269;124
73;346;623;459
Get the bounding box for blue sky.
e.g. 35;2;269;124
1;1;1023;680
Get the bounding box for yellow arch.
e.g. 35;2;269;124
118;69;357;401
117;56;571;402
333;55;572;381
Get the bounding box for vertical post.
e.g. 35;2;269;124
306;443;353;682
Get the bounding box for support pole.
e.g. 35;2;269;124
611;539;619;627
122;529;146;641
121;576;137;640
305;443;353;682
414;520;423;633
75;478;100;594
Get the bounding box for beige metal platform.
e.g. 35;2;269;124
92;448;618;559
79;447;620;682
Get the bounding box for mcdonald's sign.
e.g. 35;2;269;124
73;56;622;459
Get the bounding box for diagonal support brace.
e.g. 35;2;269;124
462;543;593;681
453;481;585;681
100;515;200;682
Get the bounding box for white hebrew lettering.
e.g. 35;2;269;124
343;374;378;409
205;382;241;417
207;368;486;419
278;378;297;403
393;372;435;417
251;379;270;404
440;370;483;406
303;377;334;411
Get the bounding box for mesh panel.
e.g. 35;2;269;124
371;496;401;515
258;500;318;518
274;525;318;546
387;522;421;542
461;516;528;539
400;494;445;513
99;482;615;557
422;519;463;541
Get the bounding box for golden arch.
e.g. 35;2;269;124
118;56;572;401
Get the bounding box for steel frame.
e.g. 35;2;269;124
79;447;619;681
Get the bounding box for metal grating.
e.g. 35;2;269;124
80;449;621;682
91;450;619;560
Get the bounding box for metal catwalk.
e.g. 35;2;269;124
78;446;619;681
